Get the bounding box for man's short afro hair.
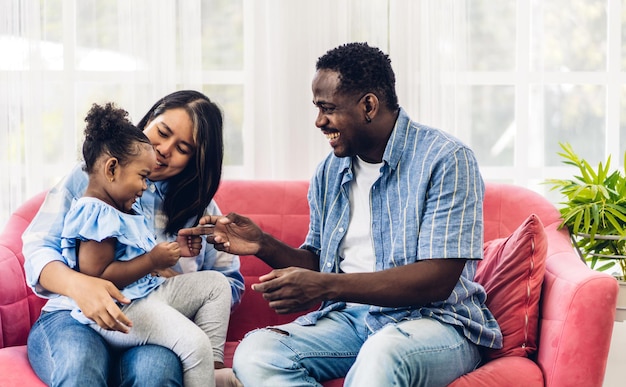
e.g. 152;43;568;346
316;42;399;111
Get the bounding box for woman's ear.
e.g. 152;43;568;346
104;157;118;182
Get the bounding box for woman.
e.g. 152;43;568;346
23;90;244;387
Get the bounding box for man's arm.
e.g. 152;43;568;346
179;213;320;271
252;258;465;314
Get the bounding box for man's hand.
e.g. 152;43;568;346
179;213;265;256
69;275;133;332
251;267;327;314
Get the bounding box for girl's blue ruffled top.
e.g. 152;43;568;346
60;197;165;323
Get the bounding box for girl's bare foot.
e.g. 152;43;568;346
215;367;243;387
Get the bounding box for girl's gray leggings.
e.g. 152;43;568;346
92;270;232;387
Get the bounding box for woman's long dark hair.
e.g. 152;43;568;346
137;90;224;235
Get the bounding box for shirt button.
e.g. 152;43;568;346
326;262;332;267
149;184;156;192
146;214;151;219
338;227;344;233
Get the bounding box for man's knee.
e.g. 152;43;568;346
233;327;291;372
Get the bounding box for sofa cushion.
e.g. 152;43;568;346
475;214;547;360
448;356;543;386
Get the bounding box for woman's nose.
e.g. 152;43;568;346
158;140;174;156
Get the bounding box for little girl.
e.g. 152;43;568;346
55;102;233;387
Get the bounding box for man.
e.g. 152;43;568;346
182;42;502;386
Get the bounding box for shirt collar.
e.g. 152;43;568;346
382;107;411;171
152;179;168;198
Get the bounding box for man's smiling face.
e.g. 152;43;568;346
312;69;381;162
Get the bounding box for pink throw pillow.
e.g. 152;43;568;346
475;214;547;360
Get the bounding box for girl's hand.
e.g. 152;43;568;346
151;268;180;278
179;213;264;256
148;241;181;269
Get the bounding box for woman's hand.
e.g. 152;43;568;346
69;274;133;332
176;234;202;257
39;261;133;332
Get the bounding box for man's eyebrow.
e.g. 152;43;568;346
313;99;333;107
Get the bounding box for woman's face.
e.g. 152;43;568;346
143;107;196;181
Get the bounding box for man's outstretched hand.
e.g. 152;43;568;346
178;213;264;256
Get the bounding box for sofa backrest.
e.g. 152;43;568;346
483;182;563;241
0;180;569;346
213;180;313;341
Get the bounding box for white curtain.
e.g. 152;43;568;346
245;0;462;179
0;0;465;226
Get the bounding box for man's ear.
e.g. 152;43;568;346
104;157;118;182
363;93;379;119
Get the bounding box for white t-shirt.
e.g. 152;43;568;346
339;156;383;274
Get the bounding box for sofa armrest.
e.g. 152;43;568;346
449;356;543;386
537;225;618;387
0;191;47;348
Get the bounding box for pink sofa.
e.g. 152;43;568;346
0;181;618;386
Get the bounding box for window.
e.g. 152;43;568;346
1;0;624;225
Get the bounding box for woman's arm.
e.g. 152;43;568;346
38;260;133;332
22;164;88;296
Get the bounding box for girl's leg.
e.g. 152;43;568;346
233;305;370;387
154;271;232;363
27;310;110;387
344;317;481;387
107;293;216;387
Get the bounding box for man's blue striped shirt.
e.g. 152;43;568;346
298;108;502;349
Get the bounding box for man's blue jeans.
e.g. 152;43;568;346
27;310;183;387
233;305;481;387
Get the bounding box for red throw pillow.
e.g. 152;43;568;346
475;214;548;360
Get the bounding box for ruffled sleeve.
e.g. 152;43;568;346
61;198;156;267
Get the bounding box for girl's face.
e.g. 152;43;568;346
109;144;156;213
143;107;196;181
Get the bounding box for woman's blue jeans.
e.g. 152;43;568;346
233;305;481;387
27;310;183;387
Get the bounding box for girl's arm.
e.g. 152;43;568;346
78;239;181;289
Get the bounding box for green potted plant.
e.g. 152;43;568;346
546;142;626;280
